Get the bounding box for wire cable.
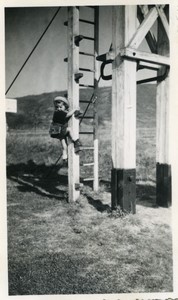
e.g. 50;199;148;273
79;44;112;125
6;7;61;95
79;75;101;125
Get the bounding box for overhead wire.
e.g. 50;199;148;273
6;7;61;95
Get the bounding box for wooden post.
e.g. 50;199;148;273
156;5;171;207
93;6;99;191
111;6;137;213
67;7;80;202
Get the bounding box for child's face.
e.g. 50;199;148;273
55;101;66;111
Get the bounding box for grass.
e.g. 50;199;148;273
6;84;172;295
6;126;172;295
7;179;172;294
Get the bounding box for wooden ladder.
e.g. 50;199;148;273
78;6;99;191
64;6;99;196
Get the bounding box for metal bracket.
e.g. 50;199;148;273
75;35;84;46
75;183;84;191
100;60;113;81
137;66;170;85
75;72;83;83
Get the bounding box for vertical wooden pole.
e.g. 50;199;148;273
111;6;137;213
93;6;99;191
67;7;80;202
156;5;171;207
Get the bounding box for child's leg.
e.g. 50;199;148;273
66;127;82;153
61;139;68;160
66;127;77;142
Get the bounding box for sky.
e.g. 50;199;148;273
5;6;155;98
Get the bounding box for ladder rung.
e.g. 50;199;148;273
65;19;95;26
79;51;95;57
80;100;91;103
83;162;94;166
79;84;94;88
81;146;94;150
83;177;94;181
79;67;95;73
82;35;95;41
79;18;95;25
79;116;94;119
79;131;94;134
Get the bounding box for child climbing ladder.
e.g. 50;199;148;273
49;96;83;166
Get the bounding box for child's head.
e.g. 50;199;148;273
54;96;69;111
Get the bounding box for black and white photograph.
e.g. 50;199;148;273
1;0;178;299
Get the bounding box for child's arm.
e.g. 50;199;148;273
66;108;76;118
66;107;82;119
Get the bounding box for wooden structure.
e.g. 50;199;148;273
66;5;171;210
67;7;80;202
156;6;171;207
66;6;99;202
4;5;171;210
111;6;137;213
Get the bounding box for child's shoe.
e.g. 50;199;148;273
74;139;82;153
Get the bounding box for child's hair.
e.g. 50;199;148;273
54;96;69;109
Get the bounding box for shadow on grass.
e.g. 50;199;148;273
7;160;68;201
85;194;111;212
93;181;157;209
97;181;157;208
7;160;157;207
136;184;157;208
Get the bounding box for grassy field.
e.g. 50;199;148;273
6;85;173;295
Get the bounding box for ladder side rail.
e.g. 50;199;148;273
93;6;99;191
67;7;80;202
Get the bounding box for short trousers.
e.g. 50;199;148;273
49;122;68;140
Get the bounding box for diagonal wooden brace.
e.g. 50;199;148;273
128;6;158;49
156;5;169;39
137;5;157;53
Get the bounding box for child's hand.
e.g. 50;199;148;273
74;110;83;119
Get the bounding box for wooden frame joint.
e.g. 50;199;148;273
120;47;170;66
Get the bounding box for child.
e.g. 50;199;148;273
49;96;82;164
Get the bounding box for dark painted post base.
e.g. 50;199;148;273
156;163;172;207
111;168;136;214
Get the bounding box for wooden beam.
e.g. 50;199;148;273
156;5;169;39
120;47;170;66
67;7;80;202
112;7;137;169
137;5;157;53
137;61;161;71
139;5;149;16
111;6;137;213
93;6;99;192
156;5;171;207
128;6;158;49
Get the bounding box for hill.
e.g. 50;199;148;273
6;84;156;130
